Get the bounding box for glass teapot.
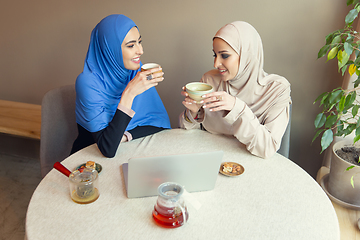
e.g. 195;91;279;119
152;182;189;228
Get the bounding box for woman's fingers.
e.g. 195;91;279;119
147;72;164;80
126;70;164;97
202;91;235;112
203;100;223;111
181;88;199;103
182;100;201;113
181;86;202;113
142;67;163;80
200;92;222;103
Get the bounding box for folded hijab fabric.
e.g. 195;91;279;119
75;14;171;133
180;21;291;158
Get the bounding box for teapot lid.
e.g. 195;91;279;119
158;182;184;200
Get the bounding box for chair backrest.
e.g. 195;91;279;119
40;85;78;177
277;104;292;158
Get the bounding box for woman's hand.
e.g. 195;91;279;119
181;86;203;118
120;134;128;143
201;91;236;112
119;67;164;109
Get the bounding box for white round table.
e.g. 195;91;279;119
25;129;339;240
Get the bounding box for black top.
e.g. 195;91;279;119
71;109;166;158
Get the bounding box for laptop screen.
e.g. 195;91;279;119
122;151;224;198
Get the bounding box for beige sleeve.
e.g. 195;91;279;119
178;109;203;129
224;96;290;159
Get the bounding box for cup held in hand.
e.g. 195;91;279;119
141;63;162;79
185;82;213;102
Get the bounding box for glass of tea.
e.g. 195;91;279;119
152;182;189;228
69;168;99;204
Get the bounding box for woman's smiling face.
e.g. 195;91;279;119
213;37;240;81
121;27;143;70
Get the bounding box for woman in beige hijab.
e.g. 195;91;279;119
179;21;291;158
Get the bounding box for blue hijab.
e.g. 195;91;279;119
75;14;171;132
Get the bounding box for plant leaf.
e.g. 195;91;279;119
327;46;338;61
337;121;345;133
321;129;333;153
344;42;354;56
314;92;329;104
312;129;325;143
347;0;357;6
325;32;335;45
351;175;355;188
348;0;360;6
325;115;338;128
342;64;349;76
345;124;357;136
338;95;346;112
337;49;343;63
354;131;360;143
349;64;357;75
314;113;326;128
347;33;355;42
344;92;356;113
346;91;357;105
328;90;343;106
321;93;332;107
332;35;342;44
338;50;350;70
345;9;359;24
356;49;360;59
346;165;356;171
318;45;331;59
355;55;360;65
353;104;360;117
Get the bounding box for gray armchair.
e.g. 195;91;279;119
40;85;78;177
277;104;292;158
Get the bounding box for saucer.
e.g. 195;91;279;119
219;162;244;177
320;173;360;210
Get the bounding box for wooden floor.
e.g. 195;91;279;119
333;202;360;240
333;202;360;239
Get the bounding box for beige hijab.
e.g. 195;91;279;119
211;21;290;117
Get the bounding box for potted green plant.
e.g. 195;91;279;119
314;0;360;206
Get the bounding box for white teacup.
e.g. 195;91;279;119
185;82;214;102
141;63;162;78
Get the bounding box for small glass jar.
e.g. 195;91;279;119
152;182;189;228
69;168;99;204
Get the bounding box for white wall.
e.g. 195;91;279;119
0;0;350;177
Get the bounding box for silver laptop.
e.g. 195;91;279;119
122;151;224;198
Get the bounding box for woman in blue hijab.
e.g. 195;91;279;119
71;14;171;157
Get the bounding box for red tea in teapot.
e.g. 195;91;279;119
152;199;188;228
152;183;189;228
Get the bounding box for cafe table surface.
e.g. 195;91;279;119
25;129;339;240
